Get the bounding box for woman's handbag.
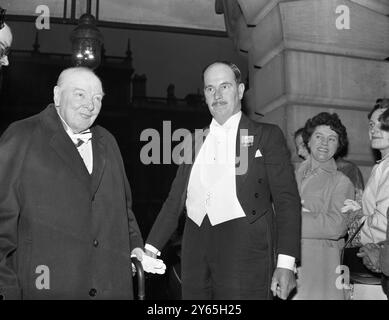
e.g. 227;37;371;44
341;220;382;285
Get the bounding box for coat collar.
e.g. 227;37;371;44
297;157;337;184
90;125;106;198
235;113;259;191
40;104;106;195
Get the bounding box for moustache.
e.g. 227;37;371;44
212;101;227;107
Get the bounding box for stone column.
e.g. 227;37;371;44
220;0;389;179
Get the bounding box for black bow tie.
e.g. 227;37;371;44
71;130;92;148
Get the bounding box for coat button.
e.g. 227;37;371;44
93;239;99;247
252;210;256;215
255;193;259;198
258;178;262;183
89;288;97;297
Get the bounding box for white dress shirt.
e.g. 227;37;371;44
56;110;93;174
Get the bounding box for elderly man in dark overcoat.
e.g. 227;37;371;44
0;67;148;299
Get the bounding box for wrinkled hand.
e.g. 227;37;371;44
131;247;166;274
357;243;381;273
131;247;144;261
341;199;361;213
270;268;296;300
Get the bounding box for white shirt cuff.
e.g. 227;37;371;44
145;243;161;256
276;254;296;272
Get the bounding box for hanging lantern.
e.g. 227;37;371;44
70;13;103;70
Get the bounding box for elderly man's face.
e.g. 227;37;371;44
54;71;103;133
0;24;12;68
203;63;244;125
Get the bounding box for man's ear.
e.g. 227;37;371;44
53;86;60;106
238;83;245;100
0;55;9;66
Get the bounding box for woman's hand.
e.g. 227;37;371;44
341;199;361;213
357;243;382;273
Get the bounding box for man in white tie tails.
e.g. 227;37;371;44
0;67;165;300
145;61;301;299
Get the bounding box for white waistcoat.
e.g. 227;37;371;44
186;112;246;226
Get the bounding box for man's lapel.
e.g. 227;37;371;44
44;105;91;189
41;104;90;190
235;114;259;193
90;126;106;198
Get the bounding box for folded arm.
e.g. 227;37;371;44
302;175;354;240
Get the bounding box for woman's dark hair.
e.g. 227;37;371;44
302;112;348;157
294;127;304;140
367;98;389;132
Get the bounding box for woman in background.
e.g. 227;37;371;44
293;112;354;300
342;98;389;300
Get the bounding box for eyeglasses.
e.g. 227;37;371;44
0;46;10;59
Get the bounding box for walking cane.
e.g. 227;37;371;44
131;257;145;300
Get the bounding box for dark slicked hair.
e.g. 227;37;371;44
202;61;242;84
302;112;348;158
367;98;389;132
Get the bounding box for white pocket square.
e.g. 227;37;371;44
255;149;262;158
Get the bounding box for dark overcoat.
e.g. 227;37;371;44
0;105;143;299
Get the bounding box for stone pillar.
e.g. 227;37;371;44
220;0;389;180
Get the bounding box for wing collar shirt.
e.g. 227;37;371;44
56;109;93;174
186;111;246;226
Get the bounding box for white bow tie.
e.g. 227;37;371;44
210;123;229;137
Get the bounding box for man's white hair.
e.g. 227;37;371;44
56;67;102;88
